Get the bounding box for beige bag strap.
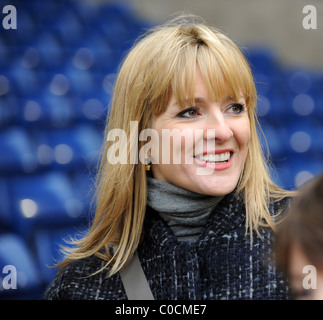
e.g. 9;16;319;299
119;251;155;300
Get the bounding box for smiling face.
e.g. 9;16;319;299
150;67;251;196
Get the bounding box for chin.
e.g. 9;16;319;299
200;187;235;197
193;176;239;196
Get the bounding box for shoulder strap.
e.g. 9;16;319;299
119;251;155;300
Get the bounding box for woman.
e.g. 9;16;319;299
44;14;294;300
275;173;323;300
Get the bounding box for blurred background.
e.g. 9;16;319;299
0;0;322;299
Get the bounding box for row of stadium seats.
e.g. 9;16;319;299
0;125;102;174
0;227;87;299
0;0;148;299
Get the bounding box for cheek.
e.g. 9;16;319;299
232;119;251;151
243;127;251;150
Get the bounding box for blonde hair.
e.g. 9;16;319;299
58;14;295;276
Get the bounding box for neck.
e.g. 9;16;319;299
147;175;223;242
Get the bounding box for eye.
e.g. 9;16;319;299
176;106;201;118
227;103;246;114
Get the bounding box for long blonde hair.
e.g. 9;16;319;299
58;14;294;276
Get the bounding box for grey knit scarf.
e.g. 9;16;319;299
147;176;223;242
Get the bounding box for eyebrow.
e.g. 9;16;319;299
172;97;207;107
192;97;208;104
172;95;245;108
225;95;245;102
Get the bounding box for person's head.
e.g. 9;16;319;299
108;14;257;197
60;13;291;275
275;174;323;299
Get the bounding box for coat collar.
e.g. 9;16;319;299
143;190;246;249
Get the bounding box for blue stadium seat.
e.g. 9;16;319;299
63;63;98;97
71;171;96;217
275;155;323;190
34;124;102;170
7;171;86;238
9;59;45;98
293;161;323;189
244;46;280;77
97;2;146;51
0;179;11;229
20;0;62;24
289;93;316;118
284;119;323;155
0;127;38;174
33;33;66;69
73;0;101;27
74;32;119;73
0;70;15;98
271;160;295;190
0;93;19;127
312;75;323;119
98;14;130;52
21;46;41;70
286;69;316;95
9;9;36;46
20;93;76;128
258;123;284;160
254;73;272;97
70;46;95;71
0;233;42;299
279;69;320;120
34;226;88;284
0;35;11;69
50;8;84;46
256;94;287;122
76;96;108;123
314;96;323;120
75;0;135;31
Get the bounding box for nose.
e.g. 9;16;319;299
202;109;233;143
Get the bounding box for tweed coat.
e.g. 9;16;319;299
43;191;290;300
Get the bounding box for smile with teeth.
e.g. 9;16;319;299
194;151;231;164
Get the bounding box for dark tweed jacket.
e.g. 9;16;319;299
43;191;290;300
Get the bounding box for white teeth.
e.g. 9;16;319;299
195;151;231;163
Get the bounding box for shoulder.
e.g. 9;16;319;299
43;254;126;300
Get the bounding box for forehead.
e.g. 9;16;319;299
169;65;245;108
150;34;256;116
